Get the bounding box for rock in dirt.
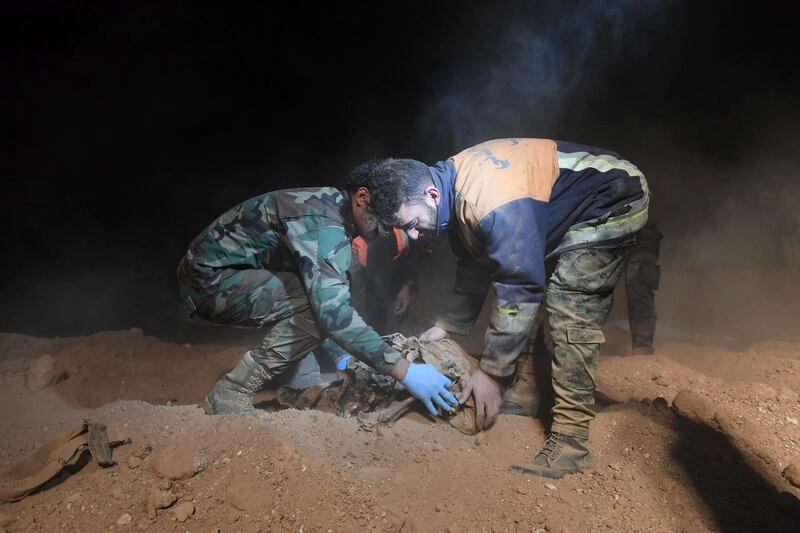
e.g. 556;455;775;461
150;443;207;480
671;389;715;424
116;513;133;526
783;463;800;488
172;502;195;523
25;354;68;392
147;490;177;518
126;456;142;469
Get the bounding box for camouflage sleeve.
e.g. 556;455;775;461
284;219;403;375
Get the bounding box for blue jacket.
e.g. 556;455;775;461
431;138;649;377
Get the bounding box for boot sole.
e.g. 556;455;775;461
509;465;568;479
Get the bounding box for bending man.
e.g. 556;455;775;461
177;186;458;419
350;138;649;478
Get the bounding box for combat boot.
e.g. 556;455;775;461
203;352;270;418
509;432;592;479
500;351;540;417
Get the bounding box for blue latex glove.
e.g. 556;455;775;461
335;355;351;380
336;355;352;371
401;363;459;416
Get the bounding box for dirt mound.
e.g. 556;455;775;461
1;330;799;532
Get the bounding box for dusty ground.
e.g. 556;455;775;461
1;326;799;532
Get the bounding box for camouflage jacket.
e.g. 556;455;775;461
181;187;402;375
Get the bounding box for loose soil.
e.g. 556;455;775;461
1;326;799;532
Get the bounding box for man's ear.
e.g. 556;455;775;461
356;186;372;207
425;185;440;206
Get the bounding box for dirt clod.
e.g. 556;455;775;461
24;354;67;392
783;464;800;488
146;490;177;518
150;443;207;480
172;502;195;522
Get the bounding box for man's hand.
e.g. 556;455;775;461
400;363;459;417
393;284;411;315
419;326;448;342
459;369;502;430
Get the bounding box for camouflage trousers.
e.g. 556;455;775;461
546;242;633;440
625;259;660;350
177;263;345;379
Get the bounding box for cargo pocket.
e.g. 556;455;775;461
566;327;606;345
562;327;604;390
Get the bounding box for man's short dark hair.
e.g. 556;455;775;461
346;158;433;232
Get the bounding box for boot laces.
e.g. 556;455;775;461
541;434;562;460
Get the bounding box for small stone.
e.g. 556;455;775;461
783;463;800;488
515;487;529;495
116;513;133;526
435;503;445;512
172;502;195;523
110;487;124;500
544;483;557;491
473;434;488;446
126;456;142;469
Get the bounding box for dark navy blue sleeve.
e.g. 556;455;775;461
435;231;493;335
476;197;547;377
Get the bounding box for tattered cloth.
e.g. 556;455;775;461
0;420;128;503
274;334;480;434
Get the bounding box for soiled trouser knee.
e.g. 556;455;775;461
179;267;328;379
546;244;632;439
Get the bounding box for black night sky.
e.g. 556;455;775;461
2;1;799;340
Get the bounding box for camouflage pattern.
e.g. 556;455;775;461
177;188;402;377
545;242;633;440
625;221;662;353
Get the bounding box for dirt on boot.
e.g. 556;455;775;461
509;432;592;479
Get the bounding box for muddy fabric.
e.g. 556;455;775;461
274;335;481;435
0;421;125;502
177;188;402;376
625;221;662;351
546;243;633;439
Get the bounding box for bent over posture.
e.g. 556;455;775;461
177;187;457;419
354;138;649;478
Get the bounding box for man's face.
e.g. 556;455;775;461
396;193;438;241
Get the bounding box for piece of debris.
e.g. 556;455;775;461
116;513;133;526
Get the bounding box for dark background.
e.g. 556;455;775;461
2;1;799;341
